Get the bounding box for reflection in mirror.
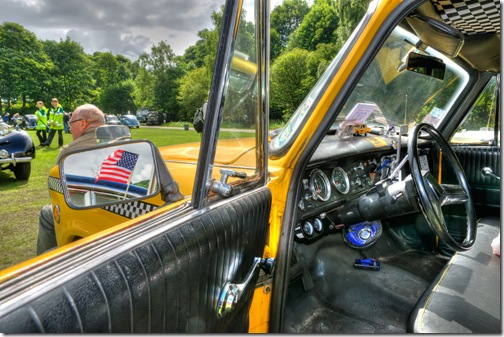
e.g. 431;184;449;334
95;125;132;144
406;52;446;80
61;142;158;208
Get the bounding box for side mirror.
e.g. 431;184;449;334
60;141;159;209
95;125;131;144
406;52;446;80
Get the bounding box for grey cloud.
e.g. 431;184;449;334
0;0;223;60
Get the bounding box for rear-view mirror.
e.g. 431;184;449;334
406;52;446;80
60;141;159;209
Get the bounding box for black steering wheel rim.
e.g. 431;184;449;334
408;123;476;251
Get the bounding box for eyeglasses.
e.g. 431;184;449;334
68;119;82;125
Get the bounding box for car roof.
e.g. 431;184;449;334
401;1;500;73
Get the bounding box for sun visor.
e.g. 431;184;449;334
406;14;464;58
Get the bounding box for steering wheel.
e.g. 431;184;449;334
408;123;476;251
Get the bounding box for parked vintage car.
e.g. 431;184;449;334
136;108;150;123
120;114;140;128
0;0;500;334
105;114;122;125
0;122;35;180
146;110;167;125
23;114;37;130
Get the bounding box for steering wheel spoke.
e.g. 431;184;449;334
409;123;476;251
438;184;469;206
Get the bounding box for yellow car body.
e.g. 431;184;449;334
352;124;371;136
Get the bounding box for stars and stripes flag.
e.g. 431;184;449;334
96;149;139;184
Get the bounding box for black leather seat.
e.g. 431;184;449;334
408;217;501;333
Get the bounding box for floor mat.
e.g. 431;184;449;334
283;230;447;333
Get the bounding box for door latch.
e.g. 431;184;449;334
482;167;500;180
210;168;247;197
216;257;275;318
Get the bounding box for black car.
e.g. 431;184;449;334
0;122;35;180
146;110;167;125
23;114;37;130
120;115;140;128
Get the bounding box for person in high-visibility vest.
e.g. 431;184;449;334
35;101;48;145
41;98;64;147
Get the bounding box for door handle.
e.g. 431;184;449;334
482;167;500;180
216;257;275;318
211;169;248;198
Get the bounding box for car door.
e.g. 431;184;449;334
445;75;500;218
0;0;271;333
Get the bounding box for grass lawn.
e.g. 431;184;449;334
0;126;253;270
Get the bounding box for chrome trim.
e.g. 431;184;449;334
0;156;33;164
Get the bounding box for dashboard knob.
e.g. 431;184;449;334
302;222;314;236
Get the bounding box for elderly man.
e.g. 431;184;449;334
37;104;106;255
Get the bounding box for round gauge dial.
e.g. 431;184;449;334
309;169;331;201
332;167;350;194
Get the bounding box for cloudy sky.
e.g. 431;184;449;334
1;0;285;61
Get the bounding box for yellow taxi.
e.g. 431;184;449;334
0;0;500;333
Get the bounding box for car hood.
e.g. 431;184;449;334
159;137;256;166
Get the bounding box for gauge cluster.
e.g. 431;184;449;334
298;160;374;214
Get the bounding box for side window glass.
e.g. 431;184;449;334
451;76;499;145
212;0;265;193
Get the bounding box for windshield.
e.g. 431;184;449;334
270;25;469;150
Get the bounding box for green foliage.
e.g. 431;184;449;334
99;79;136;114
92;52;120;88
153;67;184;121
290;0;339;51
0;22;53;113
132;67;154;108
42;37;93;109
270;0;310;60
270;48;312;120
459;77;497;131
177;67;211;121
334;0;370;50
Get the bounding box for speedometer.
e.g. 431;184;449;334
309;169;331;201
331;167;350;194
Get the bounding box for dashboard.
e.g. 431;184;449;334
294;133;432;243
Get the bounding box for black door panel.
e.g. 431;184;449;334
0;187;271;333
446;145;500;216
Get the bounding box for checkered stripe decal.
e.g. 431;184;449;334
432;0;500;35
48;176;63;194
103;200;158;219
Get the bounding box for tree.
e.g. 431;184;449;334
0;22;53;113
92;52;120;88
99;80;135;115
132;66;154;109
289;0;339;51
270;0;310;60
270;48;312;120
334;0;370;50
177;67;211;121
149;40;176;74
42;37;93;109
153;66;184;121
